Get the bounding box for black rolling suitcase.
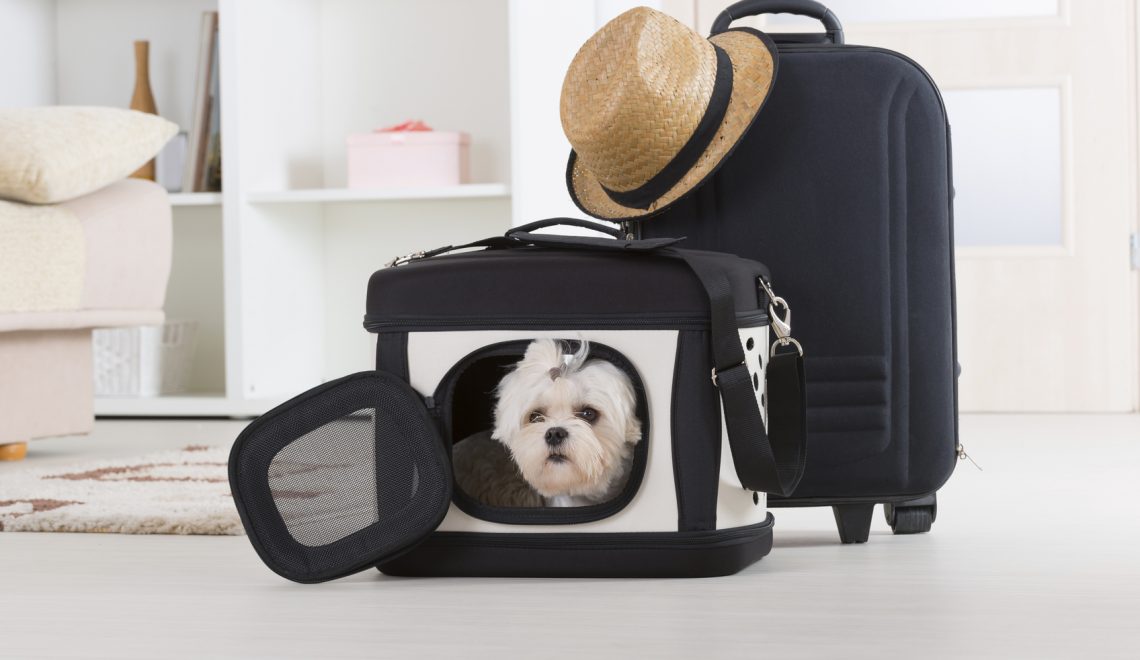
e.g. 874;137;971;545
638;0;959;543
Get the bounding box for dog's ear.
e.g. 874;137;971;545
491;367;523;442
625;408;643;445
602;359;641;444
620;377;642;444
493;341;556;442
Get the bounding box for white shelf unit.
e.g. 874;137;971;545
245;184;510;205
169;192;223;206
2;0;677;417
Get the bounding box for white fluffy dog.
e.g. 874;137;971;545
452;339;642;508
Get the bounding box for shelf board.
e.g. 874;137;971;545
94;393;281;418
245;183;509;204
169;192;223;207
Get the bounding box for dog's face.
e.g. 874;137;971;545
492;339;642;501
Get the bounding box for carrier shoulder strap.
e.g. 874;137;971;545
669;250;807;497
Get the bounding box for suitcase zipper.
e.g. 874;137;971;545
956;443;982;471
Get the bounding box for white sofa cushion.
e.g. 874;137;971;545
0;179;171;326
0;106;178;204
0;200;84;313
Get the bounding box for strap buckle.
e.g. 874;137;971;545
711;361;747;387
759;278;804;357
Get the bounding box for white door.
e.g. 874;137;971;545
693;0;1140;412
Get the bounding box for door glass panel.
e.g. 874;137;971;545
944;87;1064;247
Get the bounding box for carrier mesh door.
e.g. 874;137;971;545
229;371;451;583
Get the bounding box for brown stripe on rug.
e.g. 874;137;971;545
0;445;242;535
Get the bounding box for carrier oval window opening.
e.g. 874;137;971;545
436;339;650;525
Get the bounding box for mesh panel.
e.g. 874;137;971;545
230;371;450;582
269;408;379;546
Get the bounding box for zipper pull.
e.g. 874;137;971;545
385;250;427;268
957;443;982;471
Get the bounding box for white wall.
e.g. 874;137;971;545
0;0;57;106
54;0;218;132
507;0;677;227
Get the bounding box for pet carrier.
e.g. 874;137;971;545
229;219;806;582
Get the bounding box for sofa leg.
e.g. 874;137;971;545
0;442;28;461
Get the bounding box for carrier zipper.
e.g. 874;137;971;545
365;310;769;333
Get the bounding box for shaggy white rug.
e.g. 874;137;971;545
0;445;243;535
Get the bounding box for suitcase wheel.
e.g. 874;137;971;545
884;494;937;535
831;503;874;544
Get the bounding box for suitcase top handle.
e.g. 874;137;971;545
711;0;844;45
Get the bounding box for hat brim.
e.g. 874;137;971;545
567;28;778;222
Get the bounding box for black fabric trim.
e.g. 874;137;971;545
600;46;734;210
367;245;771;321
438;340;650;525
374;332;408;380
671;330;722;531
378;515;774;578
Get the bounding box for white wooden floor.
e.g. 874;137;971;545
1;414;1138;659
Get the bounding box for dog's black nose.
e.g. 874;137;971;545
544;427;568;446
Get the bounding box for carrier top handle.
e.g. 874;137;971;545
711;0;844;45
509;217;625;239
386;218;682;266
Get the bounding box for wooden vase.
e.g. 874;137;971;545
129;39;158;181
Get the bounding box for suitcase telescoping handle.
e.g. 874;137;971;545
711;0;844;45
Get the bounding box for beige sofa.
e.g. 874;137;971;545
0;179;171;460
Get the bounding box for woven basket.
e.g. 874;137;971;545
93;321;199;397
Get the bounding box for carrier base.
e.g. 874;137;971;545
379;515;774;578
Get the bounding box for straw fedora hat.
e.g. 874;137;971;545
561;7;778;221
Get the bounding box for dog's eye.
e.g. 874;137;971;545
528;410;545;424
576;407;599;424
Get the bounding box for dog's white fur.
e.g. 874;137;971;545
493;339;642;506
452;339;642;508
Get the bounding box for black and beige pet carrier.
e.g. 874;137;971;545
229;219;807;582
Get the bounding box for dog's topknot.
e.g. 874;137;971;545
539;339;590;382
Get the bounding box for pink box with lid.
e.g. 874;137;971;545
346;128;470;189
